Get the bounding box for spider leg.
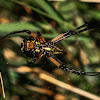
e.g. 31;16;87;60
53;51;67;55
48;55;100;76
0;30;38;40
36;32;46;43
59;64;100;76
27;52;43;65
51;23;89;43
53;45;67;55
73;23;88;30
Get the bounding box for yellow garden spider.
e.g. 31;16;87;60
0;23;100;76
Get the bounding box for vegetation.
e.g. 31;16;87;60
0;0;100;100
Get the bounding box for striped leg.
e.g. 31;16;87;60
36;32;46;43
27;52;44;65
51;23;89;43
48;55;100;76
59;64;100;76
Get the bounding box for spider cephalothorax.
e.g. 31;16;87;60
0;24;100;76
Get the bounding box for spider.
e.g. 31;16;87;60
0;23;100;76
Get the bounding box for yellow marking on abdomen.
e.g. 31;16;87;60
21;41;24;52
36;41;40;45
35;49;40;52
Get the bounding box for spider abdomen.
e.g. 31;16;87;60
21;37;41;58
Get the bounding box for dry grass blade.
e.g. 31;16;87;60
80;0;100;3
14;66;100;100
40;73;100;100
0;72;5;98
25;85;53;96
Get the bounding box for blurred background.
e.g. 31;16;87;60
0;0;100;100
